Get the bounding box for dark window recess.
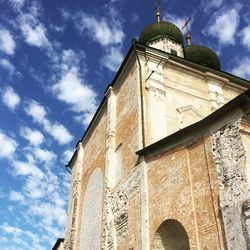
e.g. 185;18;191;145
171;49;177;56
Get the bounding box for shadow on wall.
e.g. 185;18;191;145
151;219;190;250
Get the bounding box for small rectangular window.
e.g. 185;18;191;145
171;49;177;56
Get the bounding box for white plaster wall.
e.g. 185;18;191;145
145;59;167;143
80;168;103;250
208;81;225;111
148;38;184;58
105;87;117;188
114;144;123;185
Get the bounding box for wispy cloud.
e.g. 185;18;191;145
203;6;241;46
12;1;50;49
0;28;16;55
24;100;73;145
51;67;97;125
100;47;124;72
0;223;23;236
0;222;45;250
45;48;98;126
8;0;25;10
9;191;25;203
163;13;193;31
20;22;49;47
30;202;66;227
34;148;56;163
0;131;17;160
0;59;15;75
20;127;45;146
11;160;44;178
73;6;125;71
2;86;20;112
231;56;250;79
24;175;47;199
131;13;139;23
62;149;74;163
201;0;224;13
74;11;124;46
240;25;250;51
19;12;48;48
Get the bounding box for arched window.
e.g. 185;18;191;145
151;219;190;250
80;168;103;250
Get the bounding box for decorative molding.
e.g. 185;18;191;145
177;105;204;119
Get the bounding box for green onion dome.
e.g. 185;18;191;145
138;21;184;44
184;45;221;70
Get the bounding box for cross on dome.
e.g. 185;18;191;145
156;0;161;22
182;17;192;46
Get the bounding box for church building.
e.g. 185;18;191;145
53;6;250;250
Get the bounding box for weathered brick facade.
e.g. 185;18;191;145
56;19;250;250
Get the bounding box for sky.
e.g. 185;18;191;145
0;0;249;249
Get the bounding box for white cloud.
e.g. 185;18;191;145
0;223;23;236
240;26;250;51
60;49;86;74
0;223;45;250
16;2;50;48
62;149;74;163
20;127;44;146
30;202;66;227
75;11;124;46
24;175;46;199
0;131;17;159
0;59;15;75
9;191;25;202
8;0;25;10
50;192;66;208
0;28;16;55
51;49;98;125
11;160;44;179
20;23;49;47
44;122;73;145
201;0;224;12
204;7;240;45
72;7;125;73
163;13;191;31
74;112;95;126
231;57;250;79
51;67;97;113
23;99;47;123
48;48;96;126
101;47;123;72
24;100;73;145
34;148;56;163
2;86;20;111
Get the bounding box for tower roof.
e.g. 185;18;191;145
184;45;221;70
138;21;184;44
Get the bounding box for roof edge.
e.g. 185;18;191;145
66;44;136;167
136;42;250;88
52;238;64;250
79;45;135;143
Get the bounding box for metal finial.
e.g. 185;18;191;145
181;17;192;45
156;0;161;22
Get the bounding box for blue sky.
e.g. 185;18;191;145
0;0;249;249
